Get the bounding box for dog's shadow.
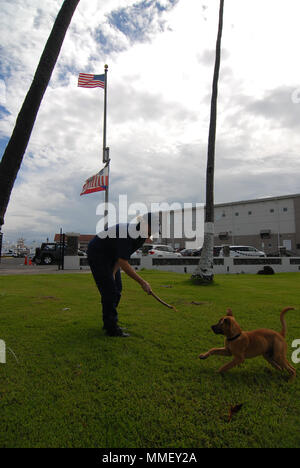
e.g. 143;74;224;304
197;363;291;387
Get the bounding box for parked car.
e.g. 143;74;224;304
267;247;296;257
191;247;222;257
13;250;29;258
142;244;182;257
32;243;67;265
78;250;87;257
180;249;195;257
131;249;142;258
2;250;15;257
219;245;266;257
33;243;88;265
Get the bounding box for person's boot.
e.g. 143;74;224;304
105;326;130;337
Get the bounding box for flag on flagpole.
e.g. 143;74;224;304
80;165;109;196
78;73;105;89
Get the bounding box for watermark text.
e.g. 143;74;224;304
292;339;300;364
96;195;204;240
0;339;6;364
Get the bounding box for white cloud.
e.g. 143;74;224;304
0;80;6;106
0;0;300;243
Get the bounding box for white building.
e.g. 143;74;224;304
157;193;300;256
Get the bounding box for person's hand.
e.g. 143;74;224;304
141;280;152;295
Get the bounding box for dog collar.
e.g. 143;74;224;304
227;333;241;342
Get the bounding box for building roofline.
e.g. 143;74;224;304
159;193;300;215
215;193;300;208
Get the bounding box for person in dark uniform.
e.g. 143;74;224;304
87;213;153;337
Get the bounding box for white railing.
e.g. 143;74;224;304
64;255;300;275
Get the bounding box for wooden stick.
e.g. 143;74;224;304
150;291;177;310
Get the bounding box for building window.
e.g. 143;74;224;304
219;232;229;241
283;208;288;212
260;230;271;240
297;244;300;250
248;211;252;215
235;212;239;216
222;213;226;218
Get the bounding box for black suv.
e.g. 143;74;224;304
33;243;68;265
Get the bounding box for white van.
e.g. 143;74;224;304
219;245;266;258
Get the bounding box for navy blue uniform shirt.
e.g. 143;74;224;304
95;223;146;264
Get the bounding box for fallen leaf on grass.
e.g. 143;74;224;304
73;364;83;376
228;404;243;422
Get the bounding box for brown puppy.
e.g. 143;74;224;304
199;307;296;379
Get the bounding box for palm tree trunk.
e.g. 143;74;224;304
192;0;225;284
0;0;80;227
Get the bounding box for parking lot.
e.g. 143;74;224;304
0;257;89;276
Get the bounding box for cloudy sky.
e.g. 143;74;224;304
1;0;300;245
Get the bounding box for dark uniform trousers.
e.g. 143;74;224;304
87;236;122;331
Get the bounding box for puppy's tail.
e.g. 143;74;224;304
279;307;294;338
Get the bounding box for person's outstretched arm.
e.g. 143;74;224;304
118;258;152;294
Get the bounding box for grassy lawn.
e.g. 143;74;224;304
0;270;300;448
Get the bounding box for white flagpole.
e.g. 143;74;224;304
102;64;110;230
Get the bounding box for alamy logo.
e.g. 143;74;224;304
291;88;300;104
292;340;300;364
0;339;6;364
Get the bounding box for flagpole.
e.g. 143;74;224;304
103;64;109;230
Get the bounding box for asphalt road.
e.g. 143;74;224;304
1;257;34;267
0;257;89;275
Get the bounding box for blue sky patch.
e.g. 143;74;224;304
107;0;179;43
94;27;127;55
93;1;179;54
0;136;9;162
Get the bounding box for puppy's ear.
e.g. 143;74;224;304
226;308;233;316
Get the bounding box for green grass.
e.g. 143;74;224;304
0;271;300;448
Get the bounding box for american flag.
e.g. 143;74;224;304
80;165;108;196
78;73;105;89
